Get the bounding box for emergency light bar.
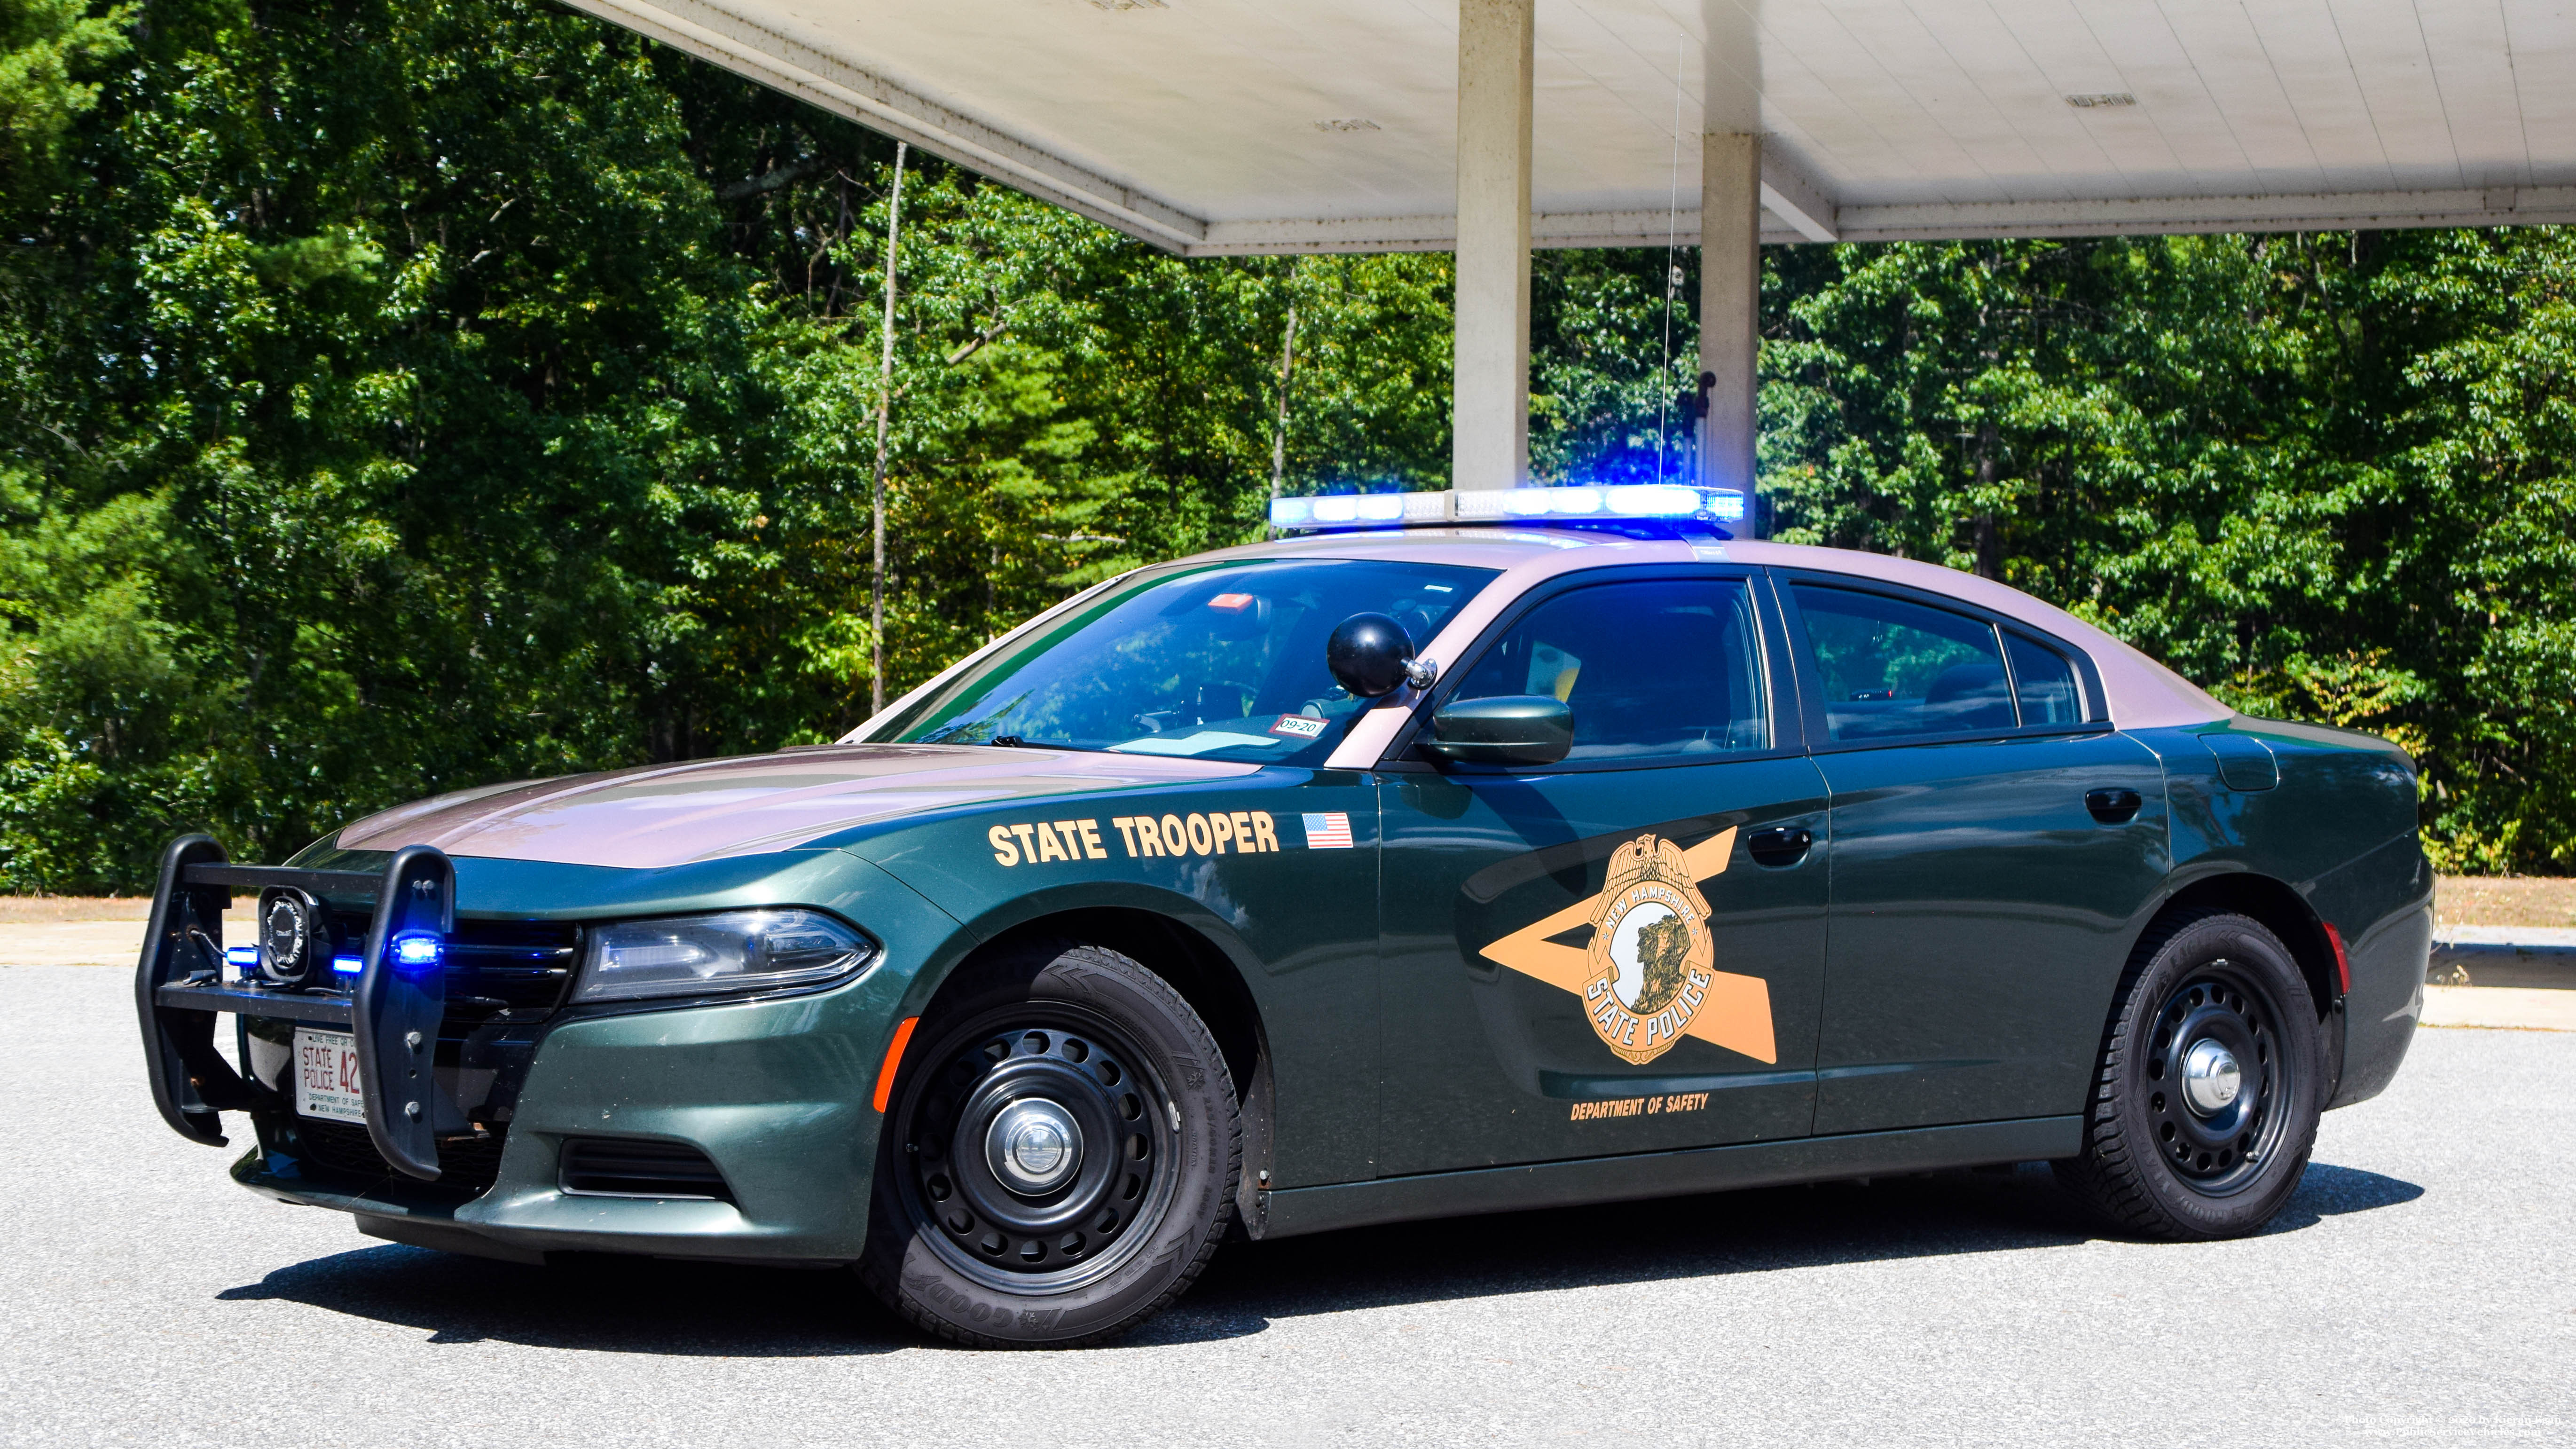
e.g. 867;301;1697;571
1269;484;1745;532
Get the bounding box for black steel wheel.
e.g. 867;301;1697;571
858;940;1238;1347
902;1013;1175;1292
2055;908;2325;1239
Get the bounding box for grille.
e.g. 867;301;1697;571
294;913;579;1031
559;1137;735;1202
439;918;580;1032
261;918;573;1200
293;1118;509;1196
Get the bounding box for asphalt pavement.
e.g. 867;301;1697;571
4;962;2568;1448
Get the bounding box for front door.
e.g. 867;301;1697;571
1780;579;2172;1135
1374;571;1831;1177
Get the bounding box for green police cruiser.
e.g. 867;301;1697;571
135;485;2432;1347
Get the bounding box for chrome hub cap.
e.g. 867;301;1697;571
987;1098;1083;1194
2180;1039;2242;1115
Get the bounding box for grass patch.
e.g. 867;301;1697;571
2436;877;2576;930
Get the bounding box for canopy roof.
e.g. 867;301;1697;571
564;0;2576;253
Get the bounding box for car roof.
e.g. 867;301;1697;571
850;525;2231;766
1192;527;2230;744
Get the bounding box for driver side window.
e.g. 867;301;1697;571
1445;578;1770;764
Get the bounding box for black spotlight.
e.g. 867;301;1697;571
257;888;327;987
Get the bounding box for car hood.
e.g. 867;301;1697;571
331;745;1262;869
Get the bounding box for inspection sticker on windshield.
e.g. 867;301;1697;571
1268;714;1327;740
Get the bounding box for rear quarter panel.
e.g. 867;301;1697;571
2138;717;2430;1108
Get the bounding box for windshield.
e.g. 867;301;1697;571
876;558;1499;764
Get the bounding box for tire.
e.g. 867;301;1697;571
2054;908;2325;1240
858;940;1239;1347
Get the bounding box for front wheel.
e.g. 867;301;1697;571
2054;908;2325;1240
858;941;1239;1347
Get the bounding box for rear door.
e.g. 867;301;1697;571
1372;568;1831;1176
1781;578;2169;1135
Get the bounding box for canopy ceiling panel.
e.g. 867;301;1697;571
558;0;2576;252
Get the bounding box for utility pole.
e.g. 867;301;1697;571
870;142;907;715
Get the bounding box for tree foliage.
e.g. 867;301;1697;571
1762;235;2576;871
0;0;2568;889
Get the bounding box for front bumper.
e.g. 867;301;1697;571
236;979;906;1263
140;836;967;1265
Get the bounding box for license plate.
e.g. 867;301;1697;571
293;1029;366;1123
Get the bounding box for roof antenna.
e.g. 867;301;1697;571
1656;35;1686;484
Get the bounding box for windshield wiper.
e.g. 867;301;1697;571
980;734;1107;754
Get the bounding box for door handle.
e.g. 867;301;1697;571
1746;826;1814;867
2085;788;2143;824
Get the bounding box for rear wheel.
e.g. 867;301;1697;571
858;940;1238;1347
2054;908;2324;1240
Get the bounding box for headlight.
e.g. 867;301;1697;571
573;909;873;1003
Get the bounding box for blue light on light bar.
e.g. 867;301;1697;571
390;933;443;970
1607;484;1704;516
224;945;260;969
1274;485;1744;531
1269;491;1446;529
331;953;363;975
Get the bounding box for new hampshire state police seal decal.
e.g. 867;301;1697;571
1582;834;1716;1064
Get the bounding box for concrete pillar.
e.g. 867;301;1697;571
1453;0;1533;491
1698;132;1761;512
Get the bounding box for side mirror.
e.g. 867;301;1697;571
1327;613;1423;698
1422;695;1573;766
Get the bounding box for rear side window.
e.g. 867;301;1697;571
1446;578;1769;764
2005;632;2084;725
1792;585;2097;742
1792;585;2014;742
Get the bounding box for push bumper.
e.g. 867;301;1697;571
134;837;456;1174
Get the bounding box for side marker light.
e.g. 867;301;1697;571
2322;922;2351;996
873;1016;921;1114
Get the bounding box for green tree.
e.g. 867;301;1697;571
0;0;1463;888
0;0;127;207
1760;232;2576;871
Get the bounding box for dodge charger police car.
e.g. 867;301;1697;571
135;484;2430;1347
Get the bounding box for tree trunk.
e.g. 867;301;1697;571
1267;261;1300;510
1973;421;2002;581
870;142;908;714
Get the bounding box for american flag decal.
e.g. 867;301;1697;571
1301;812;1354;850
